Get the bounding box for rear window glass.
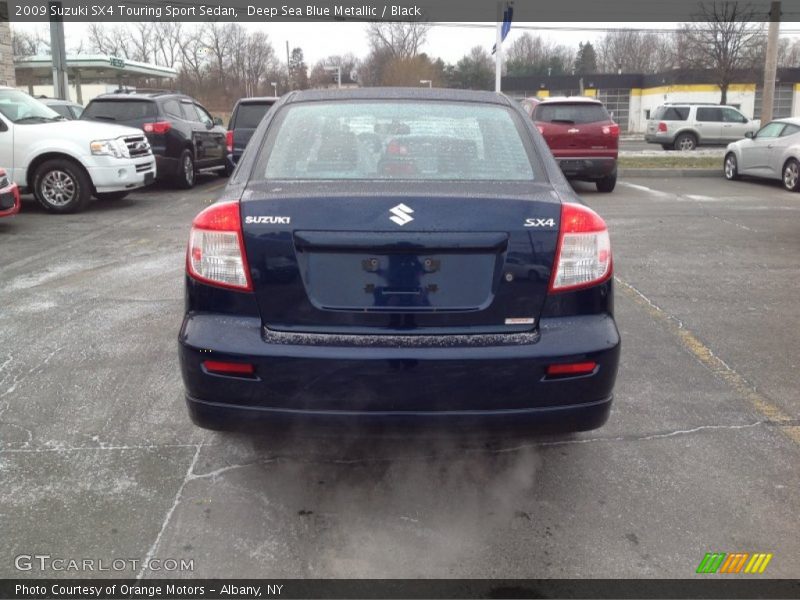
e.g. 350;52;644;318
83;100;157;121
534;102;609;124
256;101;537;181
654;106;690;121
234;102;274;129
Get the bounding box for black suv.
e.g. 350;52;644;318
226;96;277;170
82;91;227;188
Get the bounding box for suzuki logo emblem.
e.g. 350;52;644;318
389;203;414;226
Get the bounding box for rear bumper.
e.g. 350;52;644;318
645;133;674;144
178;313;620;431
555;157;616;180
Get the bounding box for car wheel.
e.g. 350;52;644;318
176;150;195;189
95;191;130;201
222;162;234;178
782;158;800;192
33;159;91;213
596;171;617;193
674;133;697;152
724;153;740;181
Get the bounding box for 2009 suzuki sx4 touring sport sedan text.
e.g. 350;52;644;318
178;88;620;432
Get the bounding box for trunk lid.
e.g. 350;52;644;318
240;181;561;334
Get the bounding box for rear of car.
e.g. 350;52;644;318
41;99;84;120
227;97;277;170
533;98;619;192
178;89;620;434
645;105;692;149
0;168;21;218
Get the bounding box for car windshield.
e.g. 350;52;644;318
534;102;609;124
234;102;274;129
258;101;536;181
0;90;62;123
83;99;157;121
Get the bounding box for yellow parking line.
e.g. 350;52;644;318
615;276;800;445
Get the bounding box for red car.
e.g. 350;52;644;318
0;168;20;218
533;97;619;193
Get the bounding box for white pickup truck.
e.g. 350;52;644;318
0;86;156;213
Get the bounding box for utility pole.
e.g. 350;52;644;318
48;1;70;100
286;41;290;88
494;2;503;92
760;1;781;123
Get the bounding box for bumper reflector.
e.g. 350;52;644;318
546;361;597;377
203;360;255;376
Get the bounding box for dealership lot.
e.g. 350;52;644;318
1;175;798;578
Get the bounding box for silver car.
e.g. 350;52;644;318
724;118;800;191
646;103;759;151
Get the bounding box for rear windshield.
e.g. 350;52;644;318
533;102;609;124
653;106;690;121
233;102;274;129
256;101;537;181
83;99;157;121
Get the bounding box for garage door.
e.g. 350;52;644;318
597;89;631;133
754;84;794;120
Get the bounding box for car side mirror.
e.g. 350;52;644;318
213;117;223;126
745;131;755;139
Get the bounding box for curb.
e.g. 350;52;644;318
619;168;721;178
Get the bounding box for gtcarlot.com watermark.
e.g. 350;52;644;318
15;554;194;572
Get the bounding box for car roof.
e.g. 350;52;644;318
538;96;602;105
773;117;800;126
40;98;79;106
286;87;514;106
91;91;188;101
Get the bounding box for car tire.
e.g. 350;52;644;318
95;191;130;201
222;162;234;178
175;149;195;189
673;133;697;152
724;153;740;181
33;159;92;214
782;158;800;192
596;171;617;193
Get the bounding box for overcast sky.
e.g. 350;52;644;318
12;21;800;66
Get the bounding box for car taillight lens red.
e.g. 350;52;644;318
203;360;255;376
143;121;172;134
657;122;667;133
549;203;612;293
226;130;233;153
546;362;597;376
187;201;252;291
602;124;620;137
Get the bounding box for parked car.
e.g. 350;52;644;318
178;88;620;433
645;103;759;151
227;96;278;171
82;90;227;189
724;118;800;191
0;168;21;218
532;96;619;192
518;97;541;118
0;87;155;213
39;97;84;120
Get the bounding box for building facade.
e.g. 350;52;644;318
0;2;16;87
504;68;800;134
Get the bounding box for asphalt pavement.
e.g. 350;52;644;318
1;173;798;579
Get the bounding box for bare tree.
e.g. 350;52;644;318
505;32;574;76
597;30;675;74
681;1;764;104
178;27;207;87
88;23;132;58
366;22;429;59
152;22;183;68
778;37;800;68
11;26;50;57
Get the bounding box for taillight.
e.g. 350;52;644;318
657;122;667;133
143;121;172;134
602;124;620;137
226;130;233;153
186;201;252;291
549;203;612;293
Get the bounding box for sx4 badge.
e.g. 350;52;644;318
524;218;555;227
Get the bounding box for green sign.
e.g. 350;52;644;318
110;58;125;69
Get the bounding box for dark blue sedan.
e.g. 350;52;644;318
179;88;620;432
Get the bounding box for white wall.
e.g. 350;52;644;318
19;83;117;105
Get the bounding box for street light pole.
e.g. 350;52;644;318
760;1;781;123
271;81;278;96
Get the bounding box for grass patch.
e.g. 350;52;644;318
619;155;721;169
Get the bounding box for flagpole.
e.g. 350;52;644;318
495;1;503;92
